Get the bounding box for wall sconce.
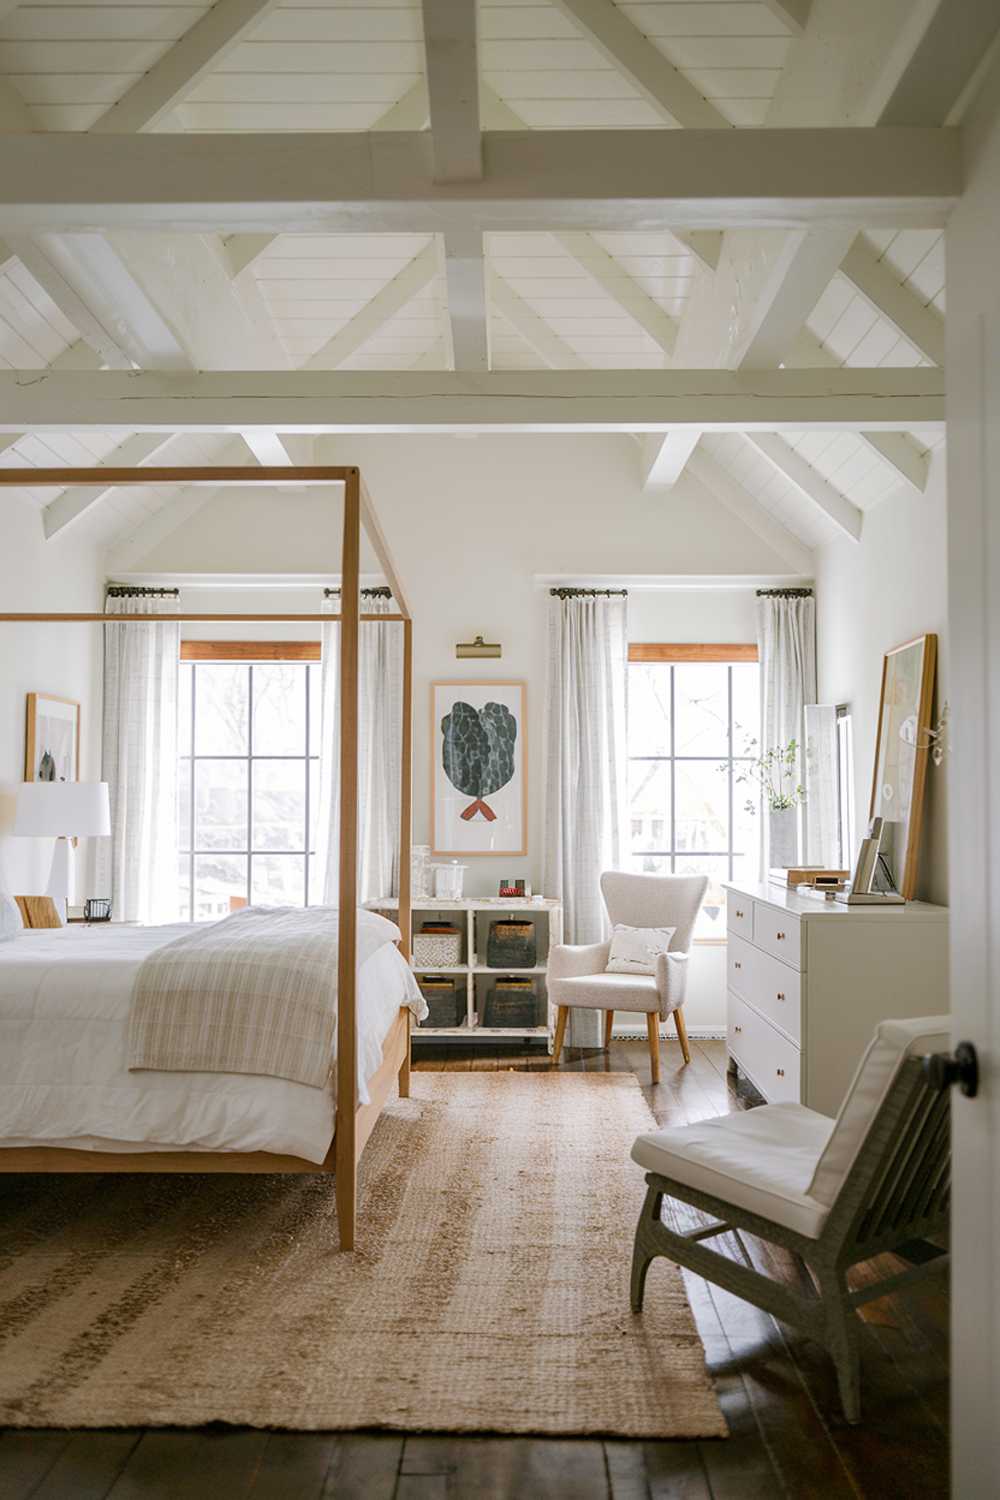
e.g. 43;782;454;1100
456;634;501;660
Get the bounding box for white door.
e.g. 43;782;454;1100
946;112;1000;1495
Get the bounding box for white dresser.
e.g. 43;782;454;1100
724;881;949;1117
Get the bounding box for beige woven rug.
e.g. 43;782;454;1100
0;1073;725;1437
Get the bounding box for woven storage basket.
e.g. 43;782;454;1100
483;977;538;1029
486;919;537;969
418;976;464;1028
413;923;462;967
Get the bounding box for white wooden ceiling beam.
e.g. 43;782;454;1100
0;130;959;236
871;0;1000;126
90;0;282;135
838;234;945;365
304;243;438;371
735;228;855;369
0;237;15;275
547;0;728;128
553;232;677;356
0;75;33;132
687;448;815;573
0;369;944;435
440;230;489;370
5;238;135;370
422;0;482;182
760;1;812;35
642;432;702;489
744;432;863;541
220;82;434;281
671;232;723;272
42;433;178;538
488;270;585;369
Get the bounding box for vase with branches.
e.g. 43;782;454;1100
731;737;807;815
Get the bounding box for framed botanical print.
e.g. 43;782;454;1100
25;693;80;783
431;681;527;856
869;634;937;899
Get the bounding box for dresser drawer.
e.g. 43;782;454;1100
726;932;755;998
748;947;802;1044
727;894;753;940
753;902;803;969
728;991;801;1104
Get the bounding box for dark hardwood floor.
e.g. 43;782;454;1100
0;1040;949;1499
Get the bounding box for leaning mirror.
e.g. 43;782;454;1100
869;634;937;899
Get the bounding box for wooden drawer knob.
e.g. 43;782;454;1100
776;1068;785;1077
735;909;744;918
776;931;786;941
734;1025;742;1033
776;991;785;1001
734;960;742;970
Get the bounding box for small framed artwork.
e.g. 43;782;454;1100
431;681;527;857
869;633;937;899
25;693;80;783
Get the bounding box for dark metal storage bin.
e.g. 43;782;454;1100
486;919;537;969
418;976;464;1028
483;977;537;1028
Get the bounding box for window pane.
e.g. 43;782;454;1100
628;761;671;854
178;662;193;755
674;854;730;939
731;663;760;758
675;760;729;851
627;663;671;756
309;758;320;851
194;759;248;850
251;853;306;907
195;664;249;755
178;757;191;851
629;853;671;877
252;759;306;851
193;854;247;922
733;776;762;885
177;853;191;922
307;852;325;906
309;663;322;756
674;663;729;756
252;663;306;755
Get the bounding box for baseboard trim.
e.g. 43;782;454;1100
612;1025;727;1041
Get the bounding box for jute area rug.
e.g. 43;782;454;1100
0;1072;725;1437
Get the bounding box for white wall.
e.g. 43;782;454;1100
131;433;804;1032
0;504;104;897
814;450;949;905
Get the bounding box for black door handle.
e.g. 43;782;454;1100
923;1041;979;1099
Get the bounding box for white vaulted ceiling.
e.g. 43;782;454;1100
0;0;985;556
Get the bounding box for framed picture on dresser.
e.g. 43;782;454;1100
869;634;937;900
24;693;80;784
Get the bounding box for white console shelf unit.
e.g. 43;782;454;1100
364;897;563;1043
724;881;949;1118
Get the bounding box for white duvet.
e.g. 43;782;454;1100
0;922;425;1165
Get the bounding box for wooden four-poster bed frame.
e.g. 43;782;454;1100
0;465;413;1252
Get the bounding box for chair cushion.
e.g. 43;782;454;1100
606;923;676;975
807;1014;951;1207
631;1102;836;1239
550;971;661;1012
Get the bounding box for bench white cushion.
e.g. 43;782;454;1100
631;1102;836;1239
807;1014;951;1207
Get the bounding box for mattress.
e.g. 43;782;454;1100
0;921;425;1165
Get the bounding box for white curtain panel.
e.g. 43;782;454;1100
317;594;403;906
543;593;628;1047
756;591;817;871
100;594;180;924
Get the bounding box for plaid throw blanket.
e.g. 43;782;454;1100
128;906;402;1088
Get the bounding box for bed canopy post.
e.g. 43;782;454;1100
334;469;361;1253
398;615;414;1097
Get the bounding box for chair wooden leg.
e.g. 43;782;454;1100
819;1269;862;1423
673;1007;692;1065
551;1005;570;1066
630;1183;664;1313
604;1009;614;1050
646;1013;661;1084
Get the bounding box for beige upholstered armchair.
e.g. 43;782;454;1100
548;871;708;1081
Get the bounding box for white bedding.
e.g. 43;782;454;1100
0;921;425;1165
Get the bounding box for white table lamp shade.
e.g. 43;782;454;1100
14;781;111;838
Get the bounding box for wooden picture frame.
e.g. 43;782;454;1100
431;680;527;857
869;633;937;900
25;692;80;783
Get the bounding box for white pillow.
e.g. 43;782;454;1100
606;923;676;976
0;890;24;942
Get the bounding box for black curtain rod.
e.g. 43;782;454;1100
756;587;813;598
549;587;628;599
105;584;180;599
324;586;393;599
